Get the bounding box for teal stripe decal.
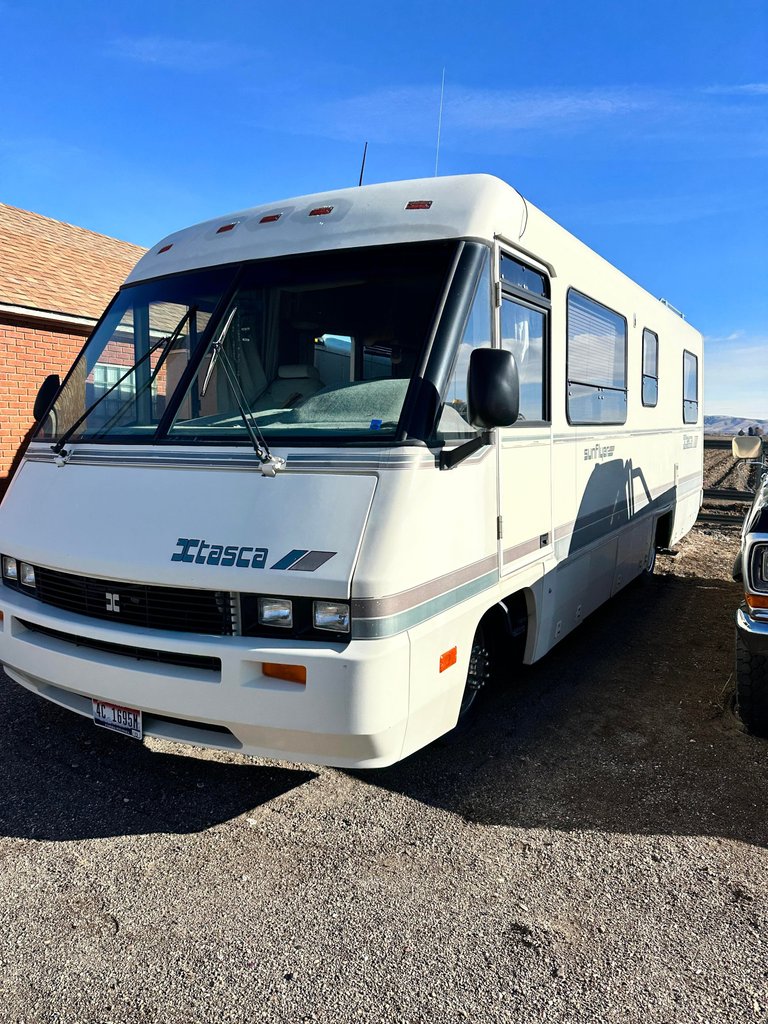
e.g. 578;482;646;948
352;570;498;639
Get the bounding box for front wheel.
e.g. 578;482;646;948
456;623;493;726
735;627;768;737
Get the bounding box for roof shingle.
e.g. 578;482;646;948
0;203;146;320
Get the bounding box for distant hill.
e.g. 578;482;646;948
705;415;768;435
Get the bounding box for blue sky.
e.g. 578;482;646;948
0;0;766;417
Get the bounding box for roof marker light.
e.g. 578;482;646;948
157;244;173;254
309;206;333;217
259;213;282;224
406;200;433;210
216;222;237;234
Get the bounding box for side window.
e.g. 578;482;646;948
683;350;698;423
567;290;627;425
642;328;659;407
501;299;545;421
438;256;492;438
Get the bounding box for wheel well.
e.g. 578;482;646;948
479;590;529;676
654;509;674;550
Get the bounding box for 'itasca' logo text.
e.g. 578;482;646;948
171;538;268;569
584;444;615;462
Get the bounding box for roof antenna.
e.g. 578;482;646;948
434;67;445;176
358;141;368;186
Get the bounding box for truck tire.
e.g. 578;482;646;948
454;623;493;730
735;627;768;738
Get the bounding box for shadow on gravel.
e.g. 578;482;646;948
0;677;316;840
362;572;768;849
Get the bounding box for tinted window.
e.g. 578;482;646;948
683;350;698;423
438;254;492;438
642;328;659;407
500;254;549;298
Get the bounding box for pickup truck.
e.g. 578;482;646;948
733;435;768;736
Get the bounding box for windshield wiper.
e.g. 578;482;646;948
200;322;286;476
51;307;197;461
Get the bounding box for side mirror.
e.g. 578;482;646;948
34;374;61;422
467;348;519;428
732;435;762;460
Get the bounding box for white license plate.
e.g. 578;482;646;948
92;699;142;740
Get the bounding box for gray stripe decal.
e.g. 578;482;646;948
289;550;336;572
352;571;498;639
351;552;498;618
352;473;704;637
502;536;542;564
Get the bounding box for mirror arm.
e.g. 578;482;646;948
439;430;492;471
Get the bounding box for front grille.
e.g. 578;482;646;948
19;619;221;672
32;566;234;636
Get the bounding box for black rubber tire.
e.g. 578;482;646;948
644;546;657;576
735;626;768;738
451;622;493;733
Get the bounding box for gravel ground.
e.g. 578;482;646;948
1;520;767;1023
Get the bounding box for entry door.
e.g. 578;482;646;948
496;255;552;577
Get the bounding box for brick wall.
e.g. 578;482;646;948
0;313;90;496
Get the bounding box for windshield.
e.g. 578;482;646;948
39;242;457;447
38;266;237;444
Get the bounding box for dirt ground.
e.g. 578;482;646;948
0;458;766;1023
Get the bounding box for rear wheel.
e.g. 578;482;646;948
644;532;657;576
735;627;768;737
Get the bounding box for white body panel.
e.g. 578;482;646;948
0;175;703;767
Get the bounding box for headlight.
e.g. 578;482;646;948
2;556;17;581
257;597;293;628
750;544;768;593
20;562;36;587
313;600;350;633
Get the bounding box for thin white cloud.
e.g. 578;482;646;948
107;35;252;72
704;83;768;96
704;330;746;344
250;81;768;158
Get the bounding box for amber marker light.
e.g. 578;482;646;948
745;593;768;610
439;647;457;672
263;663;307;685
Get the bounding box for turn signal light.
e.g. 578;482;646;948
439;647;457;672
262;663;306;685
745;592;768;610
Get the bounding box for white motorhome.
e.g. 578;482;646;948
0;175;703;767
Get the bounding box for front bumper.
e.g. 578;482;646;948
0;586;410;769
736;605;768;655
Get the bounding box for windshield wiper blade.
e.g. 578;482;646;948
207;340;286;476
200;307;236;400
51;306;197;458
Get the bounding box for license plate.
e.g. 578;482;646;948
92;699;142;740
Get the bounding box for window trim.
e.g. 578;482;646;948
682;349;699;424
565;287;628;427
498;247;551;426
499;291;550;426
641;327;659;408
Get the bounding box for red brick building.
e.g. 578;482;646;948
0;203;145;493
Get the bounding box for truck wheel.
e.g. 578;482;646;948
643;533;657;576
735;627;768;738
457;623;492;725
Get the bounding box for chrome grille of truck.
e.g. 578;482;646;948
31;566;235;636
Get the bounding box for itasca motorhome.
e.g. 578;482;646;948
0;176;703;767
